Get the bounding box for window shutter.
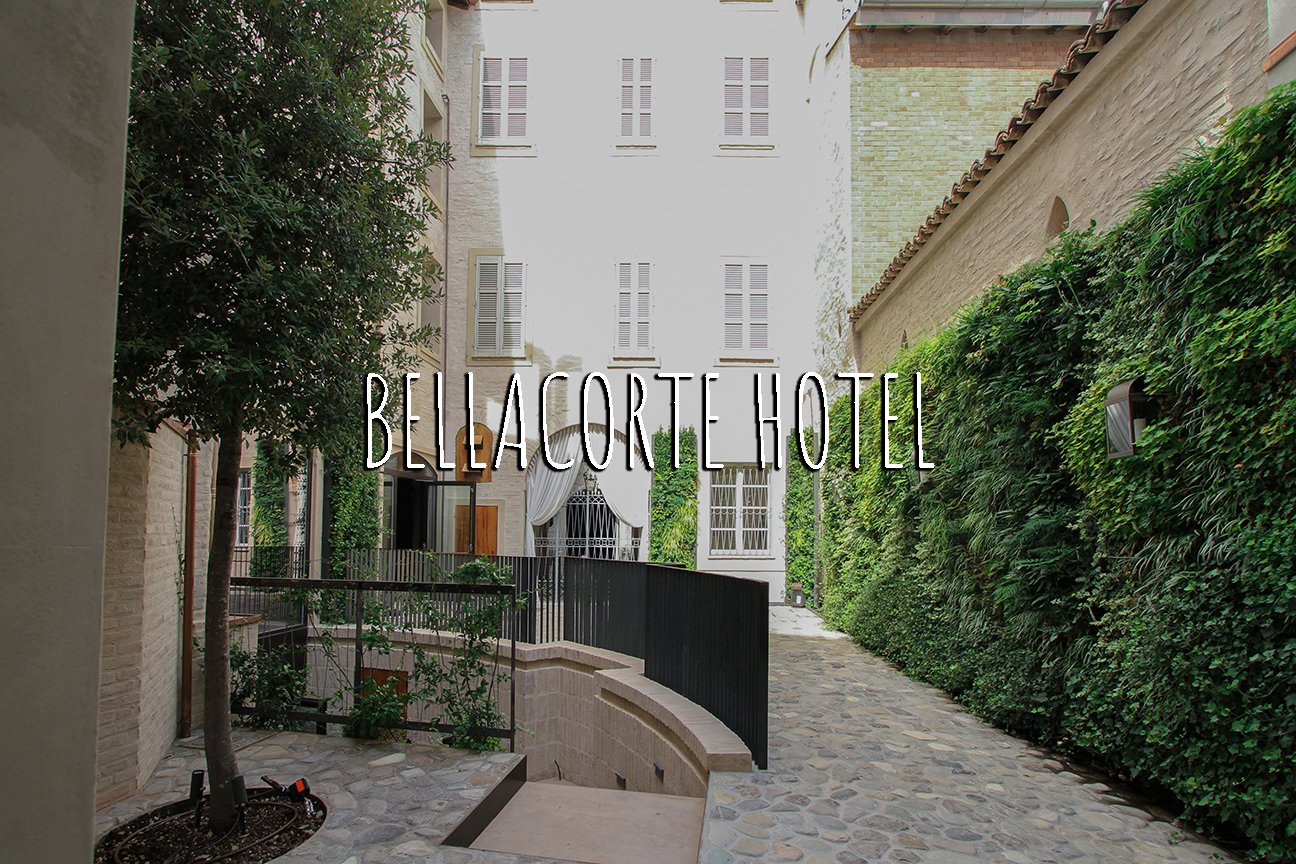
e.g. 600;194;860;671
723;57;745;137
475;257;500;354
614;262;652;353
502;261;525;353
507;58;528;139
722;58;770;139
724;263;745;350
616;263;633;350
636;263;652;350
748;264;768;350
620;58;653;139
480;57;503;140
749;58;770;138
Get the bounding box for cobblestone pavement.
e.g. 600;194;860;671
95;730;556;864
701;616;1234;864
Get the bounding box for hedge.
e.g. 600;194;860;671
816;83;1296;860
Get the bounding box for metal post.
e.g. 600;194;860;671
509;580;517;753
352;582;364;707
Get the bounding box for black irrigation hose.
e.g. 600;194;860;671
114;791;304;864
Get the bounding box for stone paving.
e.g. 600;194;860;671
700;609;1235;864
95;729;556;864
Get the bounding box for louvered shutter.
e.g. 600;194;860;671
502;262;525;353
507;58;528;139
620;58;653;139
475;257;501;354
480;57;503;140
615;262;652;353
748;264;768;349
724;263;745;350
749;58;769;137
723;57;745;137
480;56;528;142
722;57;770;140
636;263;652;350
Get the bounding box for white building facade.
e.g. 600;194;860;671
423;0;854;601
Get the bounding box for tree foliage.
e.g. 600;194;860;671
817;83;1296;859
116;0;449;831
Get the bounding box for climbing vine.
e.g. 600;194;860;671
648;427;698;568
783;430;815;602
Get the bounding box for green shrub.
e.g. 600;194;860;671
818;83;1296;860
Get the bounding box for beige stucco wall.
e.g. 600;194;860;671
851;0;1272;372
0;0;136;858
97;428;214;807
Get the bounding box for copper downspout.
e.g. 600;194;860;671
179;430;198;737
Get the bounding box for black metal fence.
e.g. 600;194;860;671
228;573;517;746
227;547;767;768
563;557;647;658
644;565;769;768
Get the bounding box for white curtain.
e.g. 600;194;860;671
525;425;652;559
524;428;582;555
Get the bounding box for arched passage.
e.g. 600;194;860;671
524;424;650;560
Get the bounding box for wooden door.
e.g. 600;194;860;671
455;504;498;555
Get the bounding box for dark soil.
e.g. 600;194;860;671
95;789;325;864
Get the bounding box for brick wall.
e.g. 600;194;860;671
96;427;213;807
851;0;1270;372
848;27;1077;312
851;27;1082;70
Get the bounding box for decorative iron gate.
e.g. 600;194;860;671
534;472;641;559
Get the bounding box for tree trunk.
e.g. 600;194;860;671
203;417;244;833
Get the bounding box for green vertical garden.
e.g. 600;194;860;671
797;84;1296;860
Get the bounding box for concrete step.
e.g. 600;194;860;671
469;781;705;864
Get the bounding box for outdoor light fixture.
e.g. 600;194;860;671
788;582;806;608
1105;378;1156;458
455;423;493;482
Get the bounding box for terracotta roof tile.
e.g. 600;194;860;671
848;0;1144;322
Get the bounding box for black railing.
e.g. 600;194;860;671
644;565;769;769
229;548;768;769
228;574;517;746
231;545;307;580
563;557;647;658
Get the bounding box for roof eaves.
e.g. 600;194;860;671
848;0;1144;322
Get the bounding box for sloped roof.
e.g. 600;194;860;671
849;0;1145;322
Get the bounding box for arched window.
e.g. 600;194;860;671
1047;195;1070;238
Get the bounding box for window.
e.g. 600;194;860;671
473;256;525;357
709;466;770;555
722;57;769;141
423;92;446;205
478;55;529;144
619;58;653;140
420;270;442;338
723;262;769;352
236;469;252;547
423;0;445;69
614;262;652;355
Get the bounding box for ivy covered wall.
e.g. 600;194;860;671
649;427;698;568
817;85;1296;860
